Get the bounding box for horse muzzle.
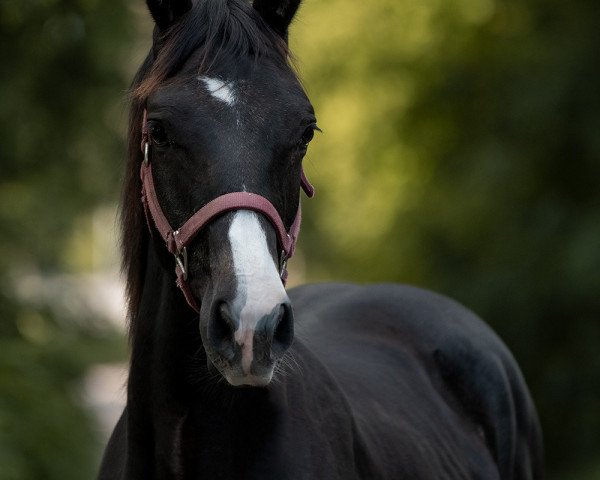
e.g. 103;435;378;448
199;210;295;387
203;298;293;386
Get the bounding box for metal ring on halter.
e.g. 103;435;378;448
175;247;188;281
279;250;288;277
144;142;149;165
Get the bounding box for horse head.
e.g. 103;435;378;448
124;0;316;387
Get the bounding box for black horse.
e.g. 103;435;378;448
98;0;544;478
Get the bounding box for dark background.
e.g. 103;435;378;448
0;0;598;478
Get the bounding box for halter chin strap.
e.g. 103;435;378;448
139;109;314;312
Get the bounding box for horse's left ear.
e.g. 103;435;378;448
253;0;302;41
147;0;193;31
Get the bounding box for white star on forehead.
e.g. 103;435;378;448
198;76;236;106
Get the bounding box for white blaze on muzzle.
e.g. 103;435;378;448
228;211;288;374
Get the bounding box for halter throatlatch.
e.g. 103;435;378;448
139;109;314;312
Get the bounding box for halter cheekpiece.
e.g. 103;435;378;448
139;109;314;312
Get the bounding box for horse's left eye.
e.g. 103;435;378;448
300;125;319;148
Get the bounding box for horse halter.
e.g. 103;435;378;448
139;109;314;312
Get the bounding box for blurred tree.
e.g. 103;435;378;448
0;1;133;478
293;0;599;477
0;0;132;269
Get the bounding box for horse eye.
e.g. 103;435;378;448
150;123;169;146
300;125;317;147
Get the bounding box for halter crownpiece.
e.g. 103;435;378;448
139;109;314;312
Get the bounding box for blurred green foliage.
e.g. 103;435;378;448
0;0;598;479
0;0;132;270
0;289;126;479
0;1;132;479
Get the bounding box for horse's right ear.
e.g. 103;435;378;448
146;0;193;31
253;0;302;41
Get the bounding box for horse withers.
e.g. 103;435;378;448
98;0;544;478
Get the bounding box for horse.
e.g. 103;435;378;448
98;0;544;478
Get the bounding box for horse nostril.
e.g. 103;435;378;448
272;303;294;357
207;302;237;360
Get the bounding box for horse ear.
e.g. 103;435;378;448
253;0;302;41
146;0;193;31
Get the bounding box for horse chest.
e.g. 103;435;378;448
174;395;360;480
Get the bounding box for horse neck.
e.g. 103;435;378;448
125;244;207;477
128;242;199;400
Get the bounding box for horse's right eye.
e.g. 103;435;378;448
150;123;169;146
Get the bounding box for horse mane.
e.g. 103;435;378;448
120;0;291;331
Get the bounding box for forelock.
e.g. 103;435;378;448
134;0;291;100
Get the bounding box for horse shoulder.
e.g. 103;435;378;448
289;283;543;479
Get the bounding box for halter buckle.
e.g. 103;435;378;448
279;250;288;278
174;247;188;281
143;142;149;165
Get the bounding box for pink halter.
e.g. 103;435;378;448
139;109;314;312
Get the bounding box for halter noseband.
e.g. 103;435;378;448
139;109;314;312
